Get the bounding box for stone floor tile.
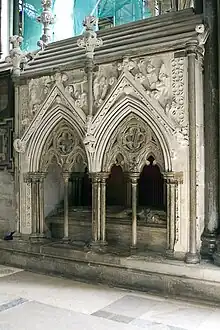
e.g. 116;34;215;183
0;271;125;314
103;294;158;318
0;301;145;330
141;301;215;330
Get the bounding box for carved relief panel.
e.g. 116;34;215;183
103;114;164;172
55;69;88;113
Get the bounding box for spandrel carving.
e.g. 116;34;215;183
55;70;88;113
29;76;55;115
93;64;119;109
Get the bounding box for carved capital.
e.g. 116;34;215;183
89;172;102;184
25;172;46;183
5;36;28;77
99;172;110;183
163;171;183;184
62;171;71;183
186;40;199;56
126;172;140;184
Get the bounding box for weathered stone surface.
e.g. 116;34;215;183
0;172;16;237
1;241;220;304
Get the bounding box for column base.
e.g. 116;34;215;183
213;237;220;266
166;249;175;258
29;233;50;244
12;232;22;241
130;245;137;254
200;230;217;259
89;240;102;251
62;237;71;244
185;252;201;264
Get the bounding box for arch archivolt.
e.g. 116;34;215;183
40;119;87;173
102;113;165;173
90;96;172;172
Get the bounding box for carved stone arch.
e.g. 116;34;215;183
26;104;86;172
102;113;165;173
91;96;172;173
40;119;87;173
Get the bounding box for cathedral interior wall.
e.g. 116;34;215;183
0;171;16;237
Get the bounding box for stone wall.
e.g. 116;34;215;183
0;171;15;236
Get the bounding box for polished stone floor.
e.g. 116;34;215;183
0;265;220;329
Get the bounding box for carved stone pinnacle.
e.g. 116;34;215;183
5;36;28;77
37;0;54;50
77;16;103;60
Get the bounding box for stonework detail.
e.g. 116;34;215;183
93;64;119;108
29;76;55;115
5;36;28;76
55;71;88;113
40;120;87;172
103;114;164;172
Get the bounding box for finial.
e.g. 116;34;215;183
77;16;103;60
37;0;55;50
5;36;28;77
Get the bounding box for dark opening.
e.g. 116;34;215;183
138;156;165;210
107;165;125;206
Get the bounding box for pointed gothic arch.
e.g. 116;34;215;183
91;96;172;173
26;104;86;172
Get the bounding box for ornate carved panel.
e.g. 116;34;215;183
54;70;88;113
94;55;186;129
103;114;164;172
0;118;13;170
93;63;119;111
40;119;87;172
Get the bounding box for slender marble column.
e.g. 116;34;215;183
90;173;101;245
39;173;46;235
163;172;176;255
185;40;200;264
163;172;183;256
31;177;38;235
100;173;109;245
213;0;220;266
129;172;139;249
63;172;70;242
201;0;219;260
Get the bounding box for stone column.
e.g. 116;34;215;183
62;172;70;242
100;173;109;245
128;172;139;250
26;172;48;242
213;0;220;266
163;172;183;256
38;173;46;235
201;0;219;260
90;173;101;246
185;40;200;264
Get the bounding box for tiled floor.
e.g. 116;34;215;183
0;265;219;329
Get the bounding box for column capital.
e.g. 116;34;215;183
125;172;140;184
186;39;199;55
62;171;71;182
24;172;46;183
89;172;108;183
162;171;183;184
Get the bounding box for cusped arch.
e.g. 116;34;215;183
27;104;86;172
102;113;165;173
92;96;172;172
